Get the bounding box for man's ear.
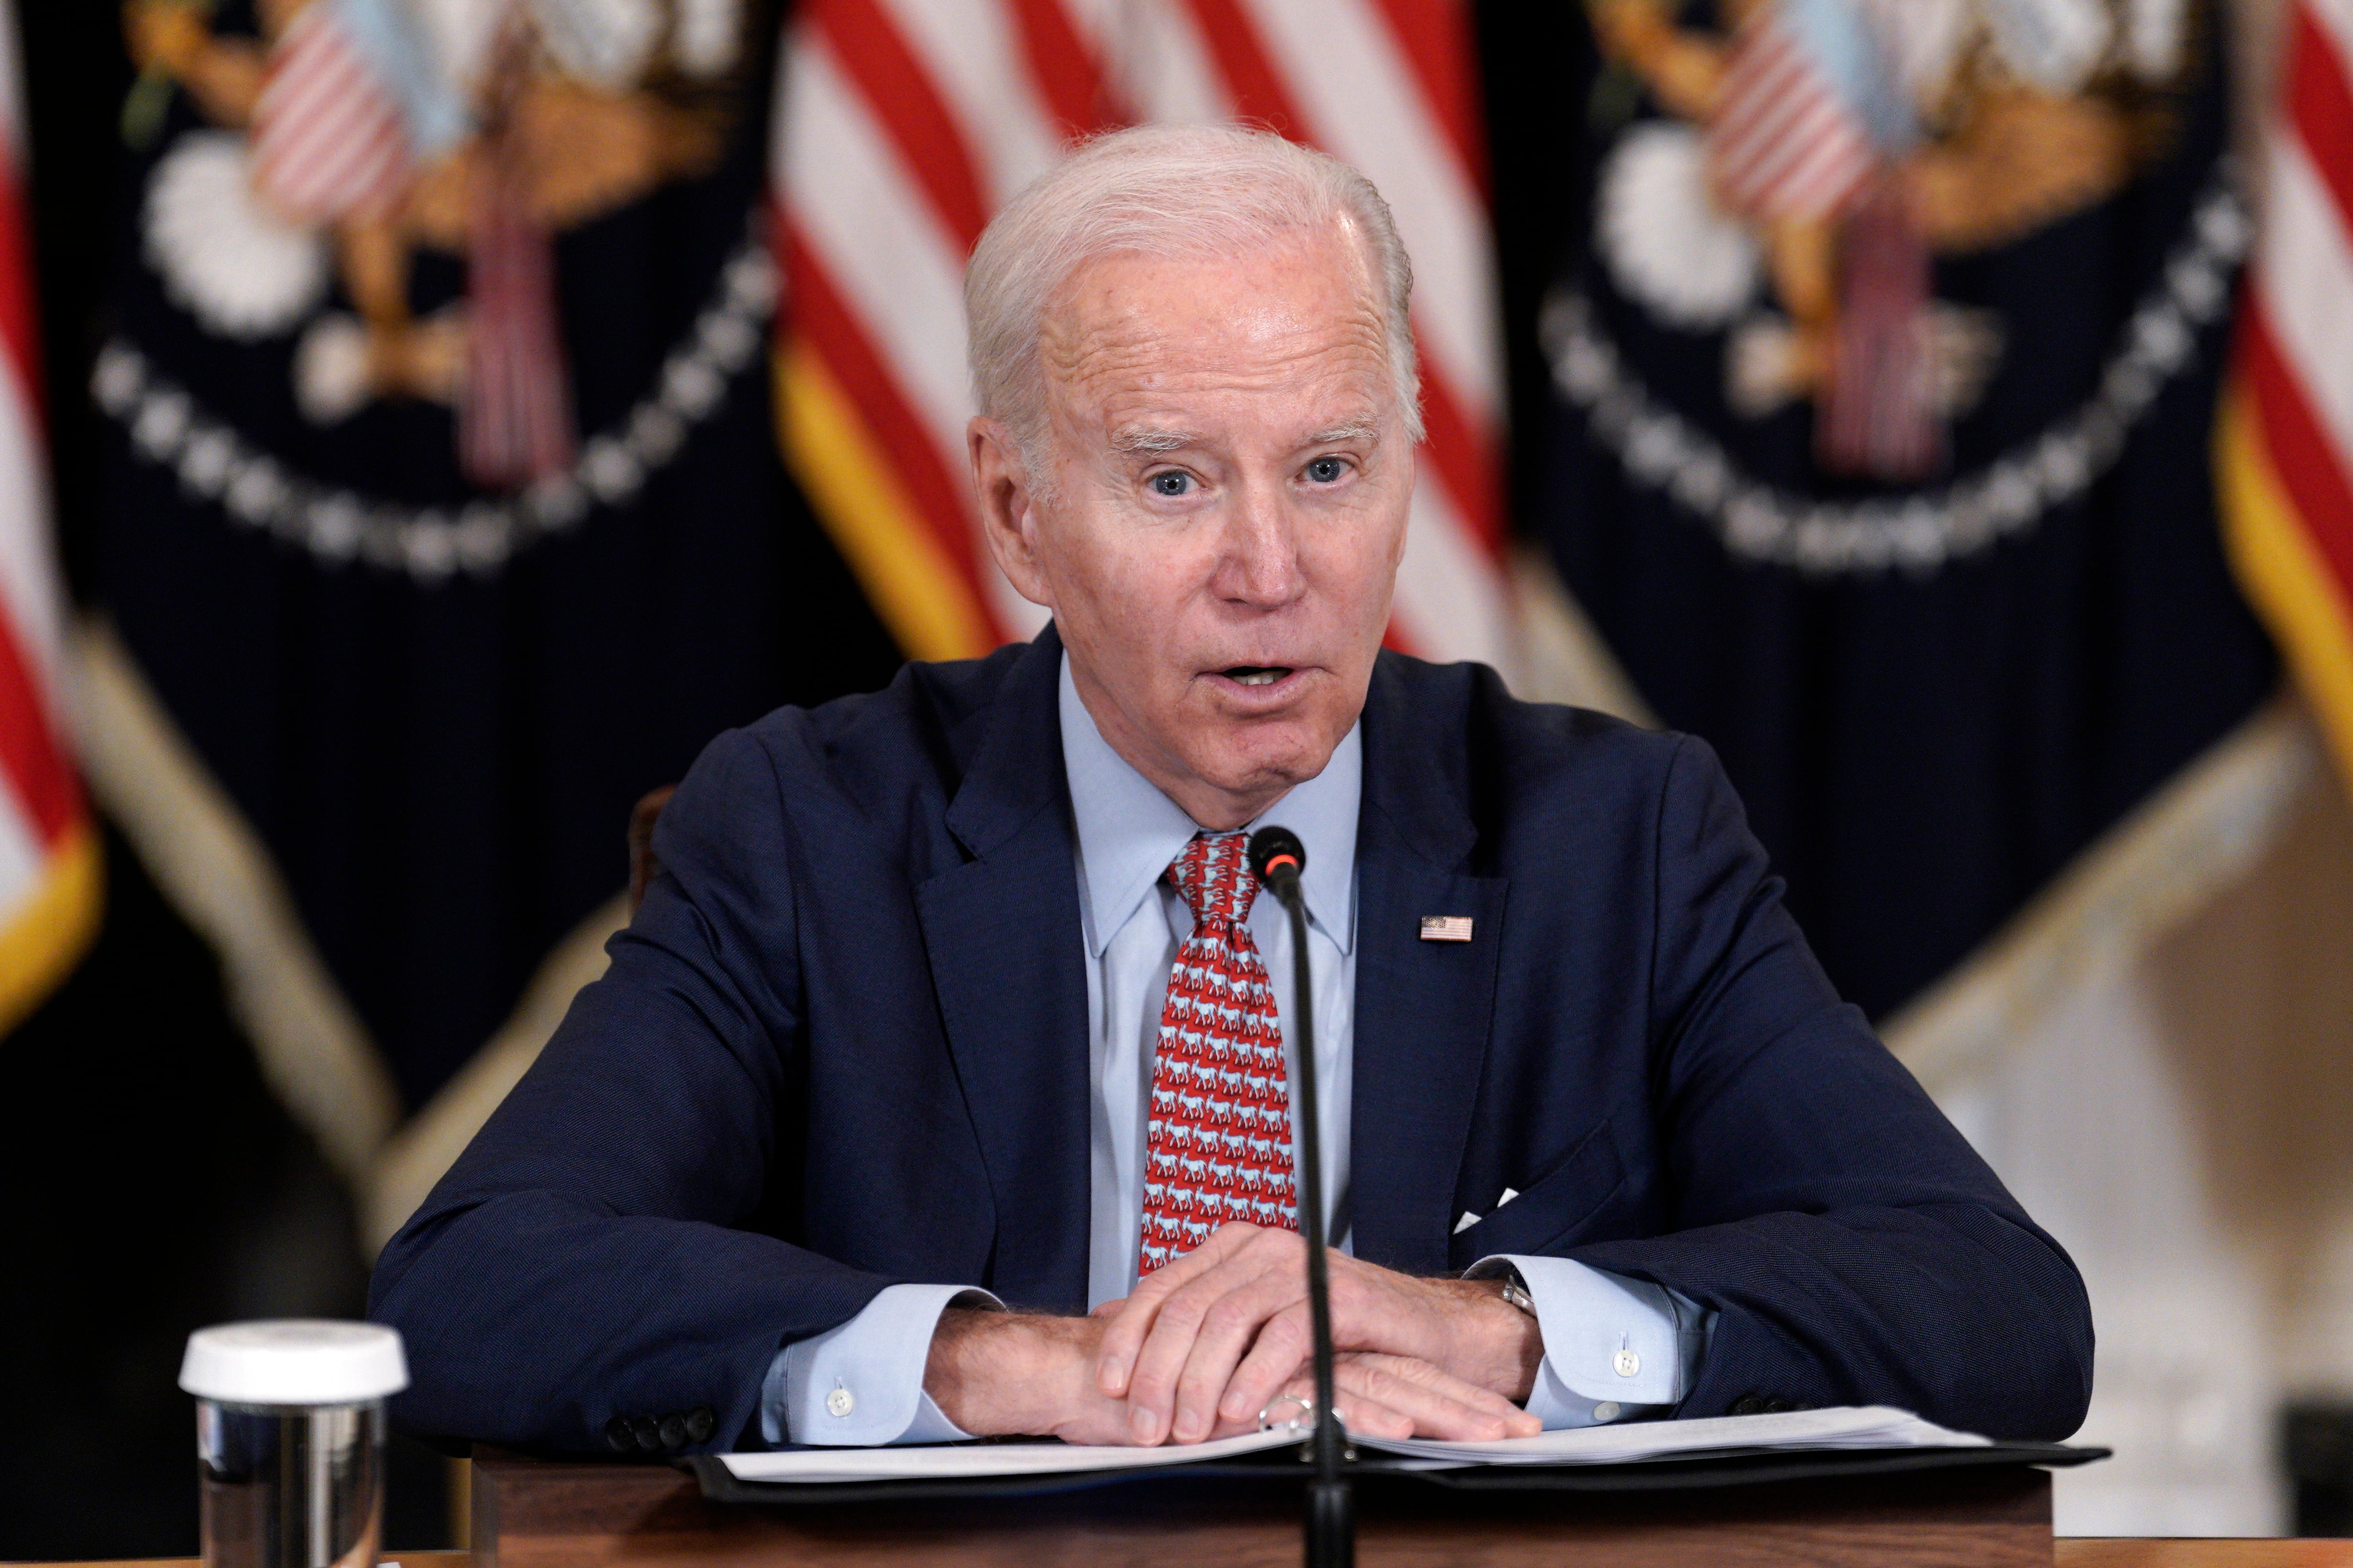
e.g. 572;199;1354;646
970;416;1053;608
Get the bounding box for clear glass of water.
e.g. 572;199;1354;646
182;1322;408;1568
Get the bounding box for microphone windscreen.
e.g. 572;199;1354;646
1247;826;1306;885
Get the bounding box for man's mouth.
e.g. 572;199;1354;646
1221;666;1294;688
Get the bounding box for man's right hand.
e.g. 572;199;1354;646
923;1308;1532;1444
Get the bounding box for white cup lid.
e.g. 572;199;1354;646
180;1321;409;1405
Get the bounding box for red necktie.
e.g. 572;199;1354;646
1136;832;1299;1275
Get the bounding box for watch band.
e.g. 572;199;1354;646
1497;1274;1539;1319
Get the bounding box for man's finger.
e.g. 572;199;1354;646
1334;1353;1541;1442
1216;1297;1317;1423
1094;1223;1263;1395
1277;1367;1415;1442
1365;1353;1541;1431
1165;1266;1312;1441
1122;1244;1297;1441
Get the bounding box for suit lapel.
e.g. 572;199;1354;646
914;628;1092;1313
1347;658;1508;1275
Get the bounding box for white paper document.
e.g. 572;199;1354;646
718;1405;1988;1485
1355;1405;1987;1465
722;1427;1298;1484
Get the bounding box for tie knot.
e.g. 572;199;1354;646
1167;832;1259;928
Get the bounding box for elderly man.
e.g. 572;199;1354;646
371;125;2092;1455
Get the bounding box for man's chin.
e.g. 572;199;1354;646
1185;731;1337;807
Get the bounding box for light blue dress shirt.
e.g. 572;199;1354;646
762;655;1706;1446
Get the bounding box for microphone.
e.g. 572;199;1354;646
1248;826;1306;892
1246;827;1351;1568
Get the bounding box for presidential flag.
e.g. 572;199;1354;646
90;0;898;1238
1542;0;2279;1031
770;0;1514;671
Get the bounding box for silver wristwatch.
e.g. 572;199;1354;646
1496;1269;1538;1319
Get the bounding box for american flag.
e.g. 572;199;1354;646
1707;7;1877;222
770;0;1512;671
0;0;97;1031
250;0;415;223
2221;0;2353;791
1706;4;1933;480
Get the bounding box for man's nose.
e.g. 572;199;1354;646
1211;482;1306;607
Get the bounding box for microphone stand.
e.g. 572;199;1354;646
1250;829;1352;1568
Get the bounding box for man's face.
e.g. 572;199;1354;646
971;221;1413;830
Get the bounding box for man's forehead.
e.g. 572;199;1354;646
1040;231;1386;375
1104;406;1385;455
1039;237;1393;444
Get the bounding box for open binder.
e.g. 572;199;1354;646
690;1405;2107;1506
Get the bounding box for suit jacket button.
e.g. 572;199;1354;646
685;1406;716;1444
605;1416;635;1452
1730;1395;1766;1416
658;1414;688;1449
631;1417;663;1452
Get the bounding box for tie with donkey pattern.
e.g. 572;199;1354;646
1136;832;1299;1275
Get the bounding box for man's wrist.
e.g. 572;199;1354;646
1427;1277;1544;1403
923;1309;1091;1437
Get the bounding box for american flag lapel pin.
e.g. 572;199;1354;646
1420;915;1474;942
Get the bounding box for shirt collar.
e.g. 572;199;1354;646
1059;652;1360;959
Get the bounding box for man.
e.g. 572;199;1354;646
370;125;2092;1454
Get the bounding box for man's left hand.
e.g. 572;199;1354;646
1092;1223;1546;1445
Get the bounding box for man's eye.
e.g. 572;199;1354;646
1306;457;1346;484
1150;472;1192;497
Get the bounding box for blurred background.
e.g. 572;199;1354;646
0;0;2349;1553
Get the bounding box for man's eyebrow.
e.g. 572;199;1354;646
1108;426;1202;455
1306;419;1382;445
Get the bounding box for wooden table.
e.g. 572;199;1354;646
2059;1550;2353;1567
446;1453;2353;1568
19;1539;2353;1567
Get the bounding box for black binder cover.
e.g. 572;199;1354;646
689;1440;2107;1507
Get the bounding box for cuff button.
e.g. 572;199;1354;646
604;1417;634;1452
657;1414;688;1449
826;1385;856;1418
685;1406;716;1443
1612;1349;1640;1378
1592;1401;1621;1422
631;1417;662;1452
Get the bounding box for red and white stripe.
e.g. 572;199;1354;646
1708;13;1877;222
2242;0;2353;594
460;169;576;489
0;0;88;937
773;0;1514;671
252;1;413;223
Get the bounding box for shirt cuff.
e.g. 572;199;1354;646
762;1283;1004;1447
1469;1254;1710;1429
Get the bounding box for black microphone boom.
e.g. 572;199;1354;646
1245;826;1352;1568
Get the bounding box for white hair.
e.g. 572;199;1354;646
964;123;1423;488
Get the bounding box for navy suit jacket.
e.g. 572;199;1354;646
370;626;2092;1452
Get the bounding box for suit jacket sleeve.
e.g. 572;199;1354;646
367;726;903;1453
1564;736;2094;1441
